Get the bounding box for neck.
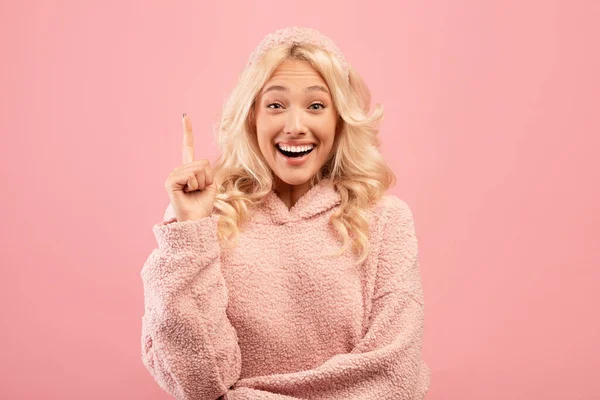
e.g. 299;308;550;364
273;177;315;210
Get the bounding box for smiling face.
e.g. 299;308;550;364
254;59;338;195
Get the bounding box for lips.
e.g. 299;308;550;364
275;144;315;158
275;145;314;166
275;141;317;146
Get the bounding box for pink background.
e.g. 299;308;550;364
1;1;598;399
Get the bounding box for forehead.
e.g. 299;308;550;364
264;59;328;89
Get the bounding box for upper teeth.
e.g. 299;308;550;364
278;144;314;152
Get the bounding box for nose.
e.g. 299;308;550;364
284;107;307;136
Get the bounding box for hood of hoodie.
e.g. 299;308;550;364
252;180;341;225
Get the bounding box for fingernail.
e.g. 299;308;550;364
182;113;186;118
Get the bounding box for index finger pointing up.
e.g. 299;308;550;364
182;113;194;165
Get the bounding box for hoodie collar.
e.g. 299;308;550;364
254;180;341;225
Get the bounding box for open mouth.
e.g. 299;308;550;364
275;144;315;158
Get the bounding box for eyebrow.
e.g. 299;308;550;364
261;85;330;96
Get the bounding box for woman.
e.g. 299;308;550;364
141;27;431;399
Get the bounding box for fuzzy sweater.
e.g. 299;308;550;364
140;180;431;399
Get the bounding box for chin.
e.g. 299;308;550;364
272;168;317;186
275;174;312;186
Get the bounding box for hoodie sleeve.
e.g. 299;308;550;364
140;203;242;400
224;196;431;400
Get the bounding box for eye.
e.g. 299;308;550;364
266;102;326;110
309;102;325;110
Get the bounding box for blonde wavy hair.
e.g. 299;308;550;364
210;41;396;266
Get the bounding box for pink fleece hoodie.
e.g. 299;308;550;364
140;180;431;399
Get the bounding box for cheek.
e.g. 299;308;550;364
320;141;335;158
256;117;278;139
257;136;272;157
256;131;276;158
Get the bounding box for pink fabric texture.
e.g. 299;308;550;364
245;27;350;79
140;180;431;399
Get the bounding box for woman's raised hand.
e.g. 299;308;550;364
164;114;219;222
